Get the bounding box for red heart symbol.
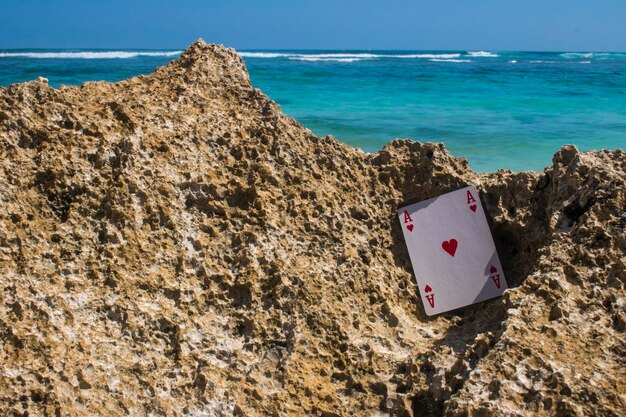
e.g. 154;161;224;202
424;285;432;293
441;239;458;257
407;224;414;232
470;205;477;212
490;265;498;273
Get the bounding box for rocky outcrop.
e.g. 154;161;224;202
0;40;624;416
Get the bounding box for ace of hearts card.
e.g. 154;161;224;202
398;186;508;315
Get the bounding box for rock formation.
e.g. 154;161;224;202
0;40;624;416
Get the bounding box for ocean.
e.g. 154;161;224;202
1;49;624;172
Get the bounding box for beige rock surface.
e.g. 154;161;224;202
0;40;624;416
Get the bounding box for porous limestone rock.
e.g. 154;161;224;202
0;40;624;416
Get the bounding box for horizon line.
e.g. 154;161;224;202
1;47;626;54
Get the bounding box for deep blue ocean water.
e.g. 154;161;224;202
1;49;624;172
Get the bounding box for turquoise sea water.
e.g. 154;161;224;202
1;49;624;172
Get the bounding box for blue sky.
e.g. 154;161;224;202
1;0;625;51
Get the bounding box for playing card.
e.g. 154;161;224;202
398;186;507;315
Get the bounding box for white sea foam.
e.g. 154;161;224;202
429;59;471;63
238;52;290;58
559;52;626;60
289;57;363;62
239;52;378;59
393;53;461;59
594;52;626;59
0;51;182;59
509;60;517;63
467;51;499;57
294;53;378;59
560;52;594;59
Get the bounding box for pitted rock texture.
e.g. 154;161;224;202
0;40;624;417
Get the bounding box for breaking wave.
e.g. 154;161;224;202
237;52;287;58
289;57;363;62
560;52;626;59
398;53;461;59
560;52;594;59
467;51;499;57
429;59;471;63
0;51;183;59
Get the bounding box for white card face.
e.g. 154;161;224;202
398;186;507;315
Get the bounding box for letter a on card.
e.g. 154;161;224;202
397;186;508;315
403;210;414;232
466;190;476;204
